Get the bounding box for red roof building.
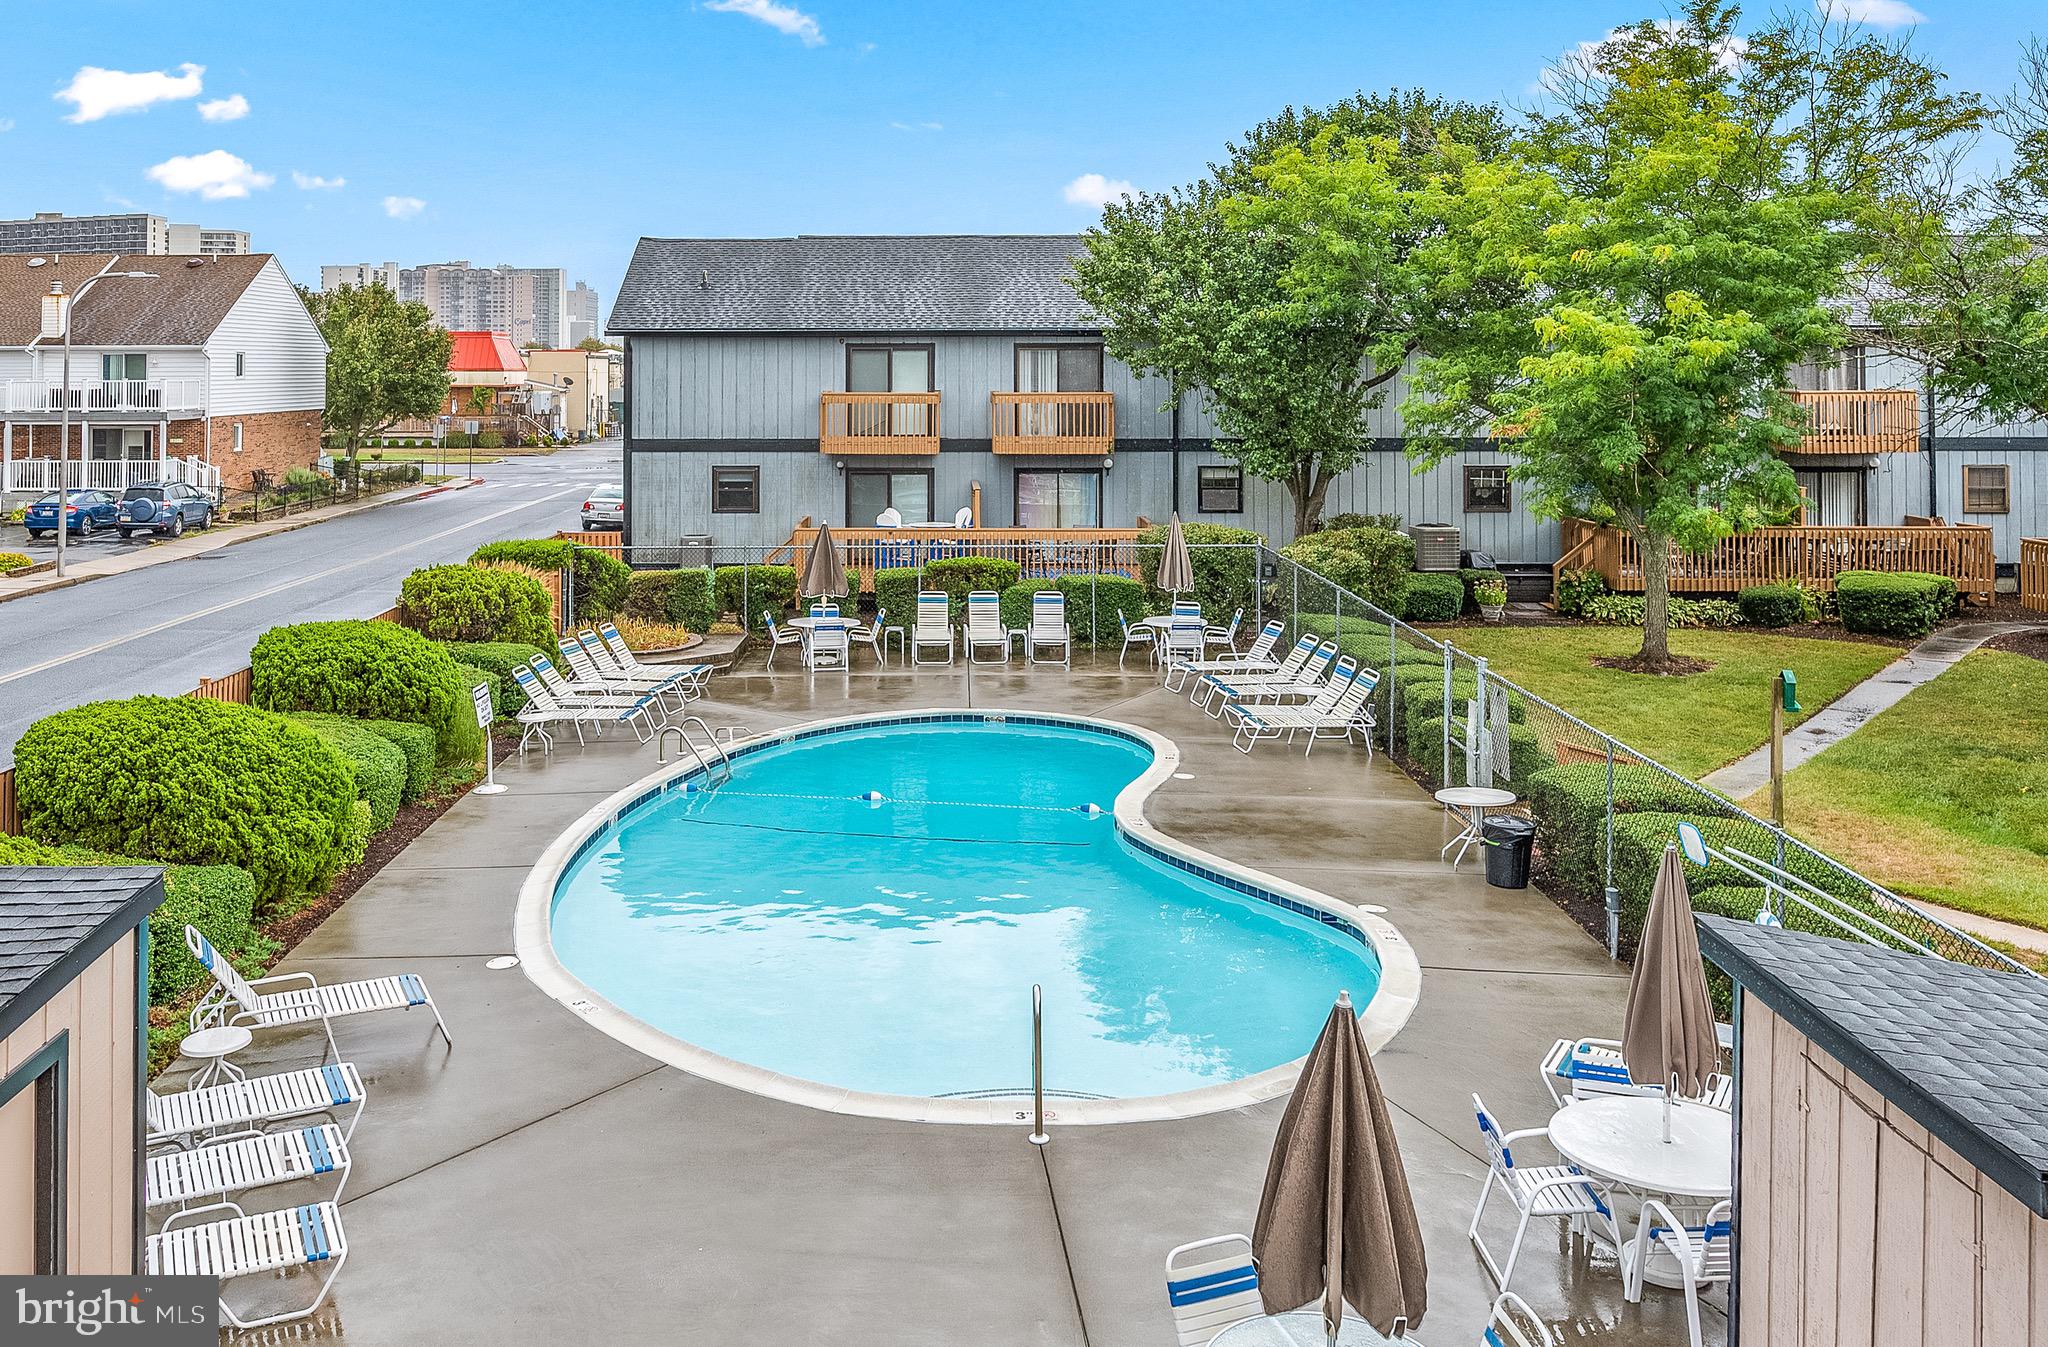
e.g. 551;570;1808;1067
447;330;527;375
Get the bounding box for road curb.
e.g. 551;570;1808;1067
0;477;484;606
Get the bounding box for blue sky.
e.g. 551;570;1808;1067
1;0;2040;326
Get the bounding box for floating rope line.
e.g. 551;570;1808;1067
698;789;1105;816
660;814;1093;848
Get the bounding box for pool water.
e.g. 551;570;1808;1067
548;720;1381;1100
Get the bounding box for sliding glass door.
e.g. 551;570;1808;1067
847;469;934;525
847;345;933;438
1015;470;1101;528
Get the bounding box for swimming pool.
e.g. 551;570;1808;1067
517;711;1418;1124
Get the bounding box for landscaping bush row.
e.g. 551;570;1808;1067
399;564;555;648
438;641;548;715
1835;570;1957;638
288;713;407;831
1136;523;1261;616
717;563;800;632
470;539;629;621
1278;527;1415;610
253;621;483;764
1580;594;1744;628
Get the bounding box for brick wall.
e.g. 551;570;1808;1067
186;408;323;490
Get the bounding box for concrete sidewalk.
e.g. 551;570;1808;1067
0;476;478;605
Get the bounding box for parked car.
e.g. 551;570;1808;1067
581;483;624;531
23;490;120;539
118;482;215;538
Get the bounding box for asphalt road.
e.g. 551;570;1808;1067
0;439;623;767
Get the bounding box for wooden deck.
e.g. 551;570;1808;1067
819;392;941;456
1787;389;1918;455
990;391;1115;456
778;525;1147;592
1558;518;1997;603
2023;538;2048;614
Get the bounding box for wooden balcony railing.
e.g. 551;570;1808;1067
2022;538;2048;614
990;391;1116;456
780;524;1146;593
1559;518;1996;603
1788;389;1918;454
820;391;941;456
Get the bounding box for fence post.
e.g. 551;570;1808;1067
1253;547;1264;634
1089;568;1098;650
1441;642;1454;788
561;566;575;632
1604;739;1620;960
1291;566;1299;639
1386;612;1397;757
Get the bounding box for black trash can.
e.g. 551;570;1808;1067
1481;815;1536;889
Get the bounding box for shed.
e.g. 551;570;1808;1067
0;866;163;1276
1699;916;2048;1346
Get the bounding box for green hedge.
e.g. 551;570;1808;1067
1295;614;1442;671
1408;717;1546;792
288;713;406;831
1399;572;1465;623
620;567;716;633
1136;523;1261;615
252;620;482;764
1057;573;1152;646
1000;579;1061;634
1736;584;1810;628
1523;764;1712;903
1279;528;1414;610
716;564;799;633
399;564;554;647
623;570;678;621
1610;812;1870;957
438;641;547;716
923;557;1023;606
470;539;630;620
14;697;357;908
1582;594;1744;628
454;661;505;724
362;719;436;801
872;567;922;632
1836;569;1956;638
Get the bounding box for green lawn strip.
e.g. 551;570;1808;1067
1425;626;1900;776
1744;650;2048;929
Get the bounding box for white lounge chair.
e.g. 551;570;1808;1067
912;592;955;666
806;619;851;670
1539;1037;1731;1110
1026;591;1072;666
1226;663;1379;757
577;631;712;698
556;637;694;710
511;667;663;751
597;622;711;688
1164;1234;1262;1347
1196;639;1338;718
1117;610;1157;669
187;925;453;1062
965;591;1009;664
148;1062;367;1148
1483;1292;1560;1347
148;1200;348;1330
1468;1093;1619;1294
529;653;648;707
1164;619;1284;692
1622;1199;1731;1345
761;613;804;669
148;1124;351;1211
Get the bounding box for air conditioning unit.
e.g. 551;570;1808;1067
673;534;714;569
1408;523;1462;572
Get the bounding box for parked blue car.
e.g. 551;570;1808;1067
23;489;120;539
118;482;214;538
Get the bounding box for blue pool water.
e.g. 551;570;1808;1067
549;719;1381;1100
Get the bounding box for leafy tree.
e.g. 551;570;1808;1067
575;336;617;352
1070;91;1513;536
317;284;452;473
466;386;496;416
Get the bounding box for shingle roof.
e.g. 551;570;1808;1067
0;253;271;347
609;235;1098;334
1698;916;2048;1215
0;866;164;1040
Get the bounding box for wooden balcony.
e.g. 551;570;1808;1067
778;524;1146;593
820;391;941;456
1558;517;1996;603
990;391;1116;456
1788;389;1918;454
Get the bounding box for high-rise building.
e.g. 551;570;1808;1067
320;262;402;292
397;261;567;347
0;211;250;255
566;281;602;345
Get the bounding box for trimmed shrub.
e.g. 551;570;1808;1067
1554;567;1607;617
288;713;406;831
1836;570;1956;638
470;539;630;620
476;430;505;450
1000;579;1060;634
0;551;30;573
1524;764;1710;902
623;569;681;622
1295;615;1442;672
14;697;358;908
1055;573;1152;646
1409;716;1546;793
872;567;922;633
362;719;436;801
1322;512;1403;532
714;563;799;633
922;557;1023;606
1581;594;1744;628
1136;523;1261;616
252;620;482;763
1280;528;1415;611
1611;812;1869;958
399;564;554;647
666;567;715;632
453;661;505;723
1398;572;1466;623
1737;584;1811;628
438;641;547;716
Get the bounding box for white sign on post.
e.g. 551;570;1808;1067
472;682;506;795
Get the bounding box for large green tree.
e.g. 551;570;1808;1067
311;283;453;472
1069;92;1513;536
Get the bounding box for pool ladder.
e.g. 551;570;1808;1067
655;716;737;787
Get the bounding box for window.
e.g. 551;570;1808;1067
1787;346;1867;392
1794;469;1867;526
232;423;244;454
1463;465;1511;514
1962;464;2009;515
846;344;934;437
100;352;146;383
847;469;933;526
1015;470;1101;528
711;465;760;514
234;351;246;377
1014;344;1103;392
0;1033;69;1275
1197;464;1243;514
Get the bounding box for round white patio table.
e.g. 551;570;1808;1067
1138;613;1204;629
1431;786;1517;867
1212;1309;1424;1346
177;1025;253;1092
1549;1095;1732;1291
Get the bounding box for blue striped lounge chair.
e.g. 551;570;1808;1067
186;925;452;1063
1225;663;1379;757
147;1122;351;1212
912;591;955;666
1163;619;1284;692
1540;1037;1732;1110
148;1061;366;1147
1164;1234;1262;1347
148;1201;348;1329
1027;590;1071;666
1196;638;1338;718
965;590;1009;664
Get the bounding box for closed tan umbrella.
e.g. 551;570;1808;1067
1254;991;1427;1342
1156;512;1195;597
802;523;848;600
1622;844;1720;1140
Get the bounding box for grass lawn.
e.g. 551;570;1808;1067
1738;650;2048;930
1427;625;1900;776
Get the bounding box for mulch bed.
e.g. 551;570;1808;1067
1985;628;2048;663
1590;653;1716;675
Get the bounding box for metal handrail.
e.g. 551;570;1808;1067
1028;983;1049;1145
655;718;736;786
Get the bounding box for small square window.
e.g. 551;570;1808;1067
1464;465;1511;514
1197;465;1243;514
1962;464;2008;515
712;466;760;514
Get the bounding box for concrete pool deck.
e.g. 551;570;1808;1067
178;652;1719;1345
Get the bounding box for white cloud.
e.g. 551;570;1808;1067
197;94;249;122
1540;20;1746;94
705;0;824;47
0;119;13;133
889;120;943;132
1063;173;1137;209
292;171;345;190
383;195;426;219
145;149;273;200
56;63;204;122
1821;0;1926;26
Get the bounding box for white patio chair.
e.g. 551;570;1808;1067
1468;1092;1620;1294
1164;1233;1262;1347
148;1062;366;1148
510;667;663;751
1164;619;1285;692
187;926;453;1063
1160;615;1206;673
557;637;695;710
1117;610;1157;669
578;631;712;699
1622;1199;1731;1346
1539;1037;1731;1110
806;619;851;670
761;613;805;669
148;1123;351;1211
965;591;1009;664
1204;607;1243;652
808;601;840;618
850;605;893;665
1197;639;1338;718
912;592;955;666
1226;664;1380;757
1482;1291;1560;1347
1027;591;1072;667
148;1200;348;1330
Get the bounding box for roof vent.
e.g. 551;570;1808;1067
25;257;46;268
185;257;207;268
699;269;710;290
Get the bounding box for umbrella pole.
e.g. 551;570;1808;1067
1663;1080;1674;1144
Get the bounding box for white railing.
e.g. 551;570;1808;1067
1;455;218;494
0;378;206;415
162;454;223;496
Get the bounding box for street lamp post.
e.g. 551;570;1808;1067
51;270;156;579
